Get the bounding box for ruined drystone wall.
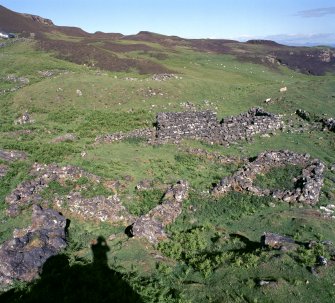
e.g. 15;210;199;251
156;108;283;145
0;205;67;286
96;107;283;146
5;163;100;217
130;180;189;244
212;150;325;205
156;110;218;142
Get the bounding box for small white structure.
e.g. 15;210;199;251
0;32;9;39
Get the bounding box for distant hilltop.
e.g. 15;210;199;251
0;4;334;76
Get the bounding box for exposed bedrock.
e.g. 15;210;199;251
0;205;67;286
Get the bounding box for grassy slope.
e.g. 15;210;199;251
0;39;335;302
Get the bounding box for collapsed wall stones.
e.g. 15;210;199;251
156;108;283;145
130;180;189;244
95;107;283;145
212;150;325;205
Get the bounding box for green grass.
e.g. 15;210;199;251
0;39;334;302
254;164;303;190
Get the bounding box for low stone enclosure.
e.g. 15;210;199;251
96;107;284;145
0;148;328;286
212;150;325;205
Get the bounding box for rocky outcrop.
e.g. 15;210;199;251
0;205;66;287
54;193;135;225
130;180;189;244
212;150;325;205
261;232;297;251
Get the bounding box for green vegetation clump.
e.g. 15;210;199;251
254;164;303;190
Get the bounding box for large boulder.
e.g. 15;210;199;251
0;205;67;286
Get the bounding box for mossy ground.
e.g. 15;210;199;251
0;39;334;302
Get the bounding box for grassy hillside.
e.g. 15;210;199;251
0;38;335;303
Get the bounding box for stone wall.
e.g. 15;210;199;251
96;107;283;146
156;110;218;142
156;107;283;145
130;180;189;244
212;150;325;205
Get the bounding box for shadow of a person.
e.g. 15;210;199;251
91;236;110;267
0;236;143;303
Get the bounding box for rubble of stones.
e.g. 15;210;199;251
0;73;31;95
54;193;135;225
15;111;34;125
130;180;189;244
322;117;335;132
5;163;101;217
0;149;27;179
52;133;77;143
96;107;283;146
152;73;180;81
0;149;27;162
0;205;67;287
182;147;247;165
95;128;155;144
212;150;325;205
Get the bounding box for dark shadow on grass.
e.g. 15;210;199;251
0;236;143;303
229;233;261;254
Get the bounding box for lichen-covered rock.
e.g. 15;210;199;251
0;205;67;286
261;232;297;250
131;180;189;244
212;150;325;205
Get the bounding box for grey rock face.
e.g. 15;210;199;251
261;232;296;250
0;205;67;286
131;180;189;244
